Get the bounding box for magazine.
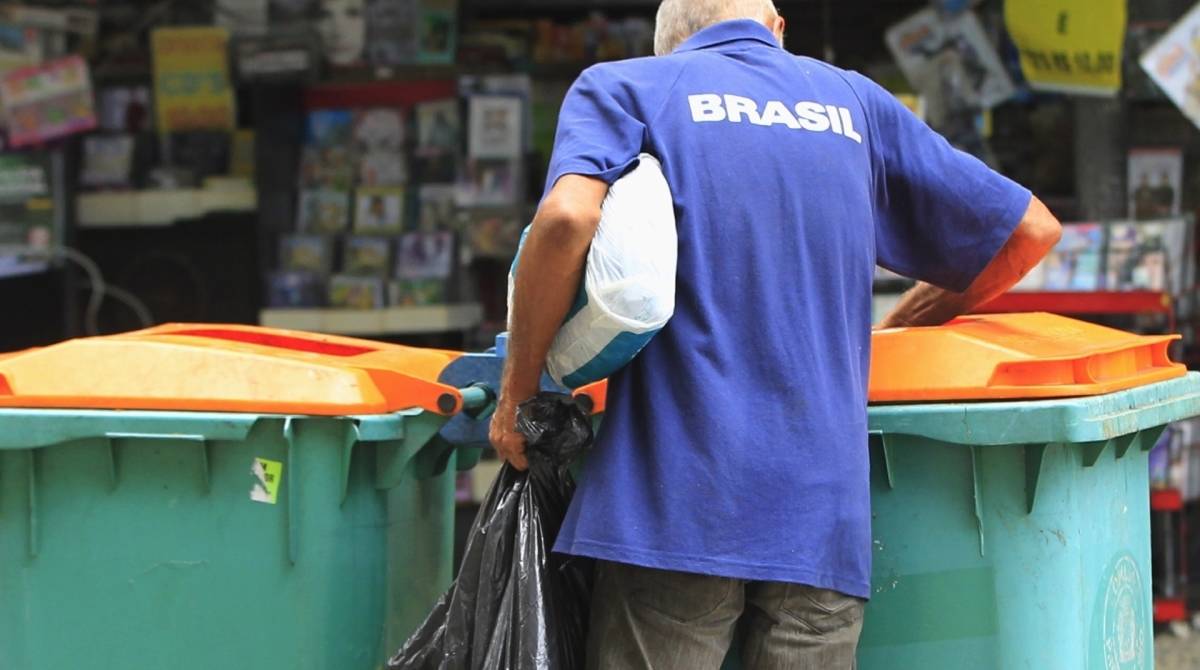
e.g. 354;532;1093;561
418;184;459;232
354;186;406;233
297;188;351;233
343;235;392;276
397;231;455;279
300;109;356;189
365;0;419;65
1041;223;1103;291
279;234;334;274
329;274;385;309
354;107;407;186
1128;148;1182;220
389;278;447;306
81;135;135;189
885;8;1015;110
1140;5;1200;131
268;270;325;308
457;158;520;207
418;0;457;64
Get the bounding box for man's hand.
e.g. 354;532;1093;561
489;395;529;471
493;173;608;469
879;196;1061;328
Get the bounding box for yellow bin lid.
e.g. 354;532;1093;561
870;313;1186;402
0;324;467;416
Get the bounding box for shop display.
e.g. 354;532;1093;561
328;273;385;308
150;27;236;132
885;8;1012;158
364;0;418;66
298;188;351;233
1;55;97;148
0;150;53;278
317;0;367;67
468;94;524;160
300;109;355;189
342;235;391;276
418;184;458;232
354;108;407;186
279;233;334;274
1141;4;1200;131
458;158;520;207
267;270;324;307
80;134;134;188
397;230;455;280
96;84;151;132
1004;0;1126;97
388;278;447;306
1128;148;1183;220
354;186;406;233
1041;223;1103;291
466;206;524;258
418;0;458;64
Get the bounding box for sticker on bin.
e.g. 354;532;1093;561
250;458;283;505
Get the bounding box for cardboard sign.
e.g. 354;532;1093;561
1005;0;1126;96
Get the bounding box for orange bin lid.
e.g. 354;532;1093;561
0;324;467;416
870;313;1186;402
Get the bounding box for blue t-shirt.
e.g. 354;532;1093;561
544;20;1031;599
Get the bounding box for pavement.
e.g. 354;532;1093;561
1157;629;1200;670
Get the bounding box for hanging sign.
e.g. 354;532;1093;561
1005;0;1126;96
151;27;236;132
1140;3;1200;131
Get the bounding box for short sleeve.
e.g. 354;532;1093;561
544;66;646;196
848;72;1032;292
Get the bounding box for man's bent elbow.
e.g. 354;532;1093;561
1019;196;1062;256
534;195;601;248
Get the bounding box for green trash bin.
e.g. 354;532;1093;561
860;373;1200;669
0;325;491;670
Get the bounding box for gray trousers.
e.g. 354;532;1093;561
586;561;865;670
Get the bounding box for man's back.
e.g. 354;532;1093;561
549;19;1030;599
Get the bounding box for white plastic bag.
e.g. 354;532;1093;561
509;154;677;388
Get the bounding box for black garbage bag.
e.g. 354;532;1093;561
388;392;595;670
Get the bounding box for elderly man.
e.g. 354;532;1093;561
490;1;1061;668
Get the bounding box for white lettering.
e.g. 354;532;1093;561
758;100;801;129
840;107;863;144
826;105;844;135
794;102;831;132
689;94;726;122
724;94;762;124
687;95;864;145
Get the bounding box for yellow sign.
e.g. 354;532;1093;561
1005;0;1126;96
151;27;236;132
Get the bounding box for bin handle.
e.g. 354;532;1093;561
144;326;380;358
0;372;10;395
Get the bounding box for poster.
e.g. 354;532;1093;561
151;27;236;132
1004;0;1126;96
397;231;455;279
468;95;523;159
1128;148;1182;220
1140;4;1200;131
216;0;269;36
418;0;457;64
0;55;96;147
885;9;1015;111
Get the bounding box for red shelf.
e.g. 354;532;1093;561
1155;597;1189;623
1152;488;1185;512
977;291;1172;316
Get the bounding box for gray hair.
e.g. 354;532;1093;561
654;0;779;56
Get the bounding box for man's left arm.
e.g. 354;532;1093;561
488;175;609;470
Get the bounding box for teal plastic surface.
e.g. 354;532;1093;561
0;408;469;670
856;373;1200;670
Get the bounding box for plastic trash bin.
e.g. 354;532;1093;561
0;324;491;670
571;313;1200;670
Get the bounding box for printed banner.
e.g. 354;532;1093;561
1005;0;1126;96
151;27;236;132
1140;3;1200;131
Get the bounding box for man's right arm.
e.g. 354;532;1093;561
878;195;1061;328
